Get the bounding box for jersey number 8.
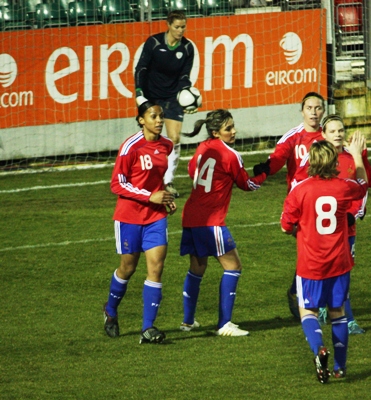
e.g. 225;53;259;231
315;196;337;235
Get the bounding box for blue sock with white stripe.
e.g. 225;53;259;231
218;270;241;329
331;316;348;370
301;314;324;355
106;270;128;317
142;280;162;332
182;271;203;325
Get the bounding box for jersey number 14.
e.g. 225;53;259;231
193;155;216;193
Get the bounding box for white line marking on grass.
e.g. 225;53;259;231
0;180;110;194
234;221;280;227
0;237;114;252
0;163;113;176
0;222;280;252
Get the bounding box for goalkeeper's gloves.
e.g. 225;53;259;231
347;212;355;227
253;160;270;177
183;108;198;115
136;88;144;98
135;88;148;107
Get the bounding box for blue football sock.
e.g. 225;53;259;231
331;316;348;370
344;298;354;323
106;270;128;317
289;272;297;295
142;280;162;332
218;270;241;329
301;314;324;355
182;271;203;325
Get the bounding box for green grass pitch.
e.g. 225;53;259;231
0;151;370;399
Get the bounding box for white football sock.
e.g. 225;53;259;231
164;143;181;184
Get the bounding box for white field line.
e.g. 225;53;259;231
0;176;190;194
0;222;281;253
0;180;110;194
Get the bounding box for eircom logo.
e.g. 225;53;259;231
0;54;17;87
0;53;33;108
280;32;302;65
266;32;317;86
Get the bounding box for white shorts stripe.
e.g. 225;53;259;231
214;226;225;256
296;275;304;308
114;220;122;254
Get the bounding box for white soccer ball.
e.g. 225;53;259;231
177;87;202;111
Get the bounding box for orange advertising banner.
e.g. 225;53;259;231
0;9;327;129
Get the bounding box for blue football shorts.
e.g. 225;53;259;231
154;98;184;122
296;271;350;309
114;218;168;254
180;226;236;258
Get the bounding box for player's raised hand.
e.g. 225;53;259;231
346;130;366;156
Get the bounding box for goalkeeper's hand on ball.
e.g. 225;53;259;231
183;108;199;114
135;89;148;107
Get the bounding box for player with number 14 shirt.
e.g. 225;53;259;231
179;109;269;337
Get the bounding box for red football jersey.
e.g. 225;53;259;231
281;176;368;280
182;139;266;227
269;123;323;192
111;131;173;224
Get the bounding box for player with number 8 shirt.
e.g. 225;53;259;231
291;114;370;333
280;138;368;382
178;109;269;336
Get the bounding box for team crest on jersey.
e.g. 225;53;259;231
176;52;183;59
